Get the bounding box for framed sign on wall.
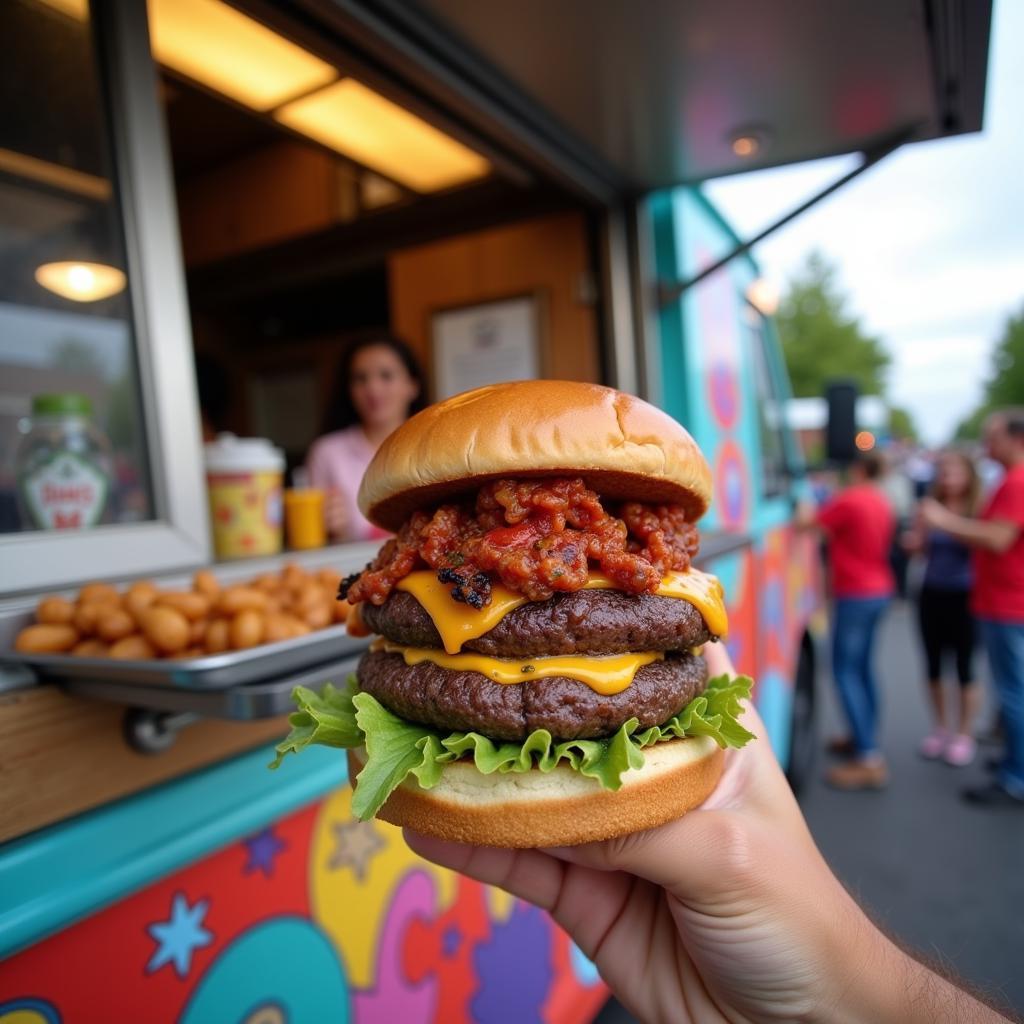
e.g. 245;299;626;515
431;294;543;400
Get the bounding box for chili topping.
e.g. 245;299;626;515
343;478;699;607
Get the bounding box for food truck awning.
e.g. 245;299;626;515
322;0;991;197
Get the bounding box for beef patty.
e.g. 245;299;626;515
360;589;711;658
357;648;708;741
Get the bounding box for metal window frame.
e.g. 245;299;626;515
1;0;209;598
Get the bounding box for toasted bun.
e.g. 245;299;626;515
347;735;723;848
358;380;712;531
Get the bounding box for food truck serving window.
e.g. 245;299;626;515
1;0;209;596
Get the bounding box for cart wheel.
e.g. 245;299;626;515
123;708;198;754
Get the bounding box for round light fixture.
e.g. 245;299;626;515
732;135;760;158
35;261;126;302
729;125;771;160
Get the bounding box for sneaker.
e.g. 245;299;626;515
943;734;976;767
825;759;889;791
919;730;948;760
962;781;1024;808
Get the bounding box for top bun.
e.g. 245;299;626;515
358;380;712;531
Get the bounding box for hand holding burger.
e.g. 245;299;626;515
407;643;1012;1024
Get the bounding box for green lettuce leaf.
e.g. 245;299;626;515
350;691;446;819
271;673;755;821
267;681;361;768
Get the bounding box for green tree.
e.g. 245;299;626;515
888;405;918;441
776;251;890;397
955;305;1024;440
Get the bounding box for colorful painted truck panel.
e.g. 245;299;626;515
650;186;824;769
0;773;605;1024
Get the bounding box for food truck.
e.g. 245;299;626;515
0;1;990;1020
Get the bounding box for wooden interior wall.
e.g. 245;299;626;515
388;211;600;394
178;140;357;267
0;686;287;843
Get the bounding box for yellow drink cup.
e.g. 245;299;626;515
204;435;284;559
284;488;326;549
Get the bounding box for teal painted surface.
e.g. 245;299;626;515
180;916;351;1024
649;192;688;424
0;742;347;959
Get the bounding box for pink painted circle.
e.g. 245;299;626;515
715;440;749;529
707;362;739;429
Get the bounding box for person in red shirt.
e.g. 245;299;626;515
802;452;896;790
921;409;1024;807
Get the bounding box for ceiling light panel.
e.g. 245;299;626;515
275;78;490;193
147;0;336;111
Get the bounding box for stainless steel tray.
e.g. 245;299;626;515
3;624;370;691
62;653;363;720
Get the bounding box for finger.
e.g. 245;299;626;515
405;830;650;969
404;829;566;910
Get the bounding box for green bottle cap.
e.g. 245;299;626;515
32;393;93;417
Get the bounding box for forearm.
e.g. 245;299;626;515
826;916;1011;1024
885;948;1010;1023
930;513;1012;552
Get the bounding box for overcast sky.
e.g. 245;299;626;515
704;0;1022;446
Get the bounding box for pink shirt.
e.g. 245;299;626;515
306;426;391;542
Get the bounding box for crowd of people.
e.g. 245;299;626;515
805;410;1024;807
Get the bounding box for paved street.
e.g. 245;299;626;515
802;600;1024;1014
598;601;1024;1022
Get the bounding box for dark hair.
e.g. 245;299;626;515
992;408;1024;439
854;450;886;481
320;334;426;435
931;448;980;514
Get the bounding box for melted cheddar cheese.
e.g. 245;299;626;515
396;572;528;654
586;569;728;639
382;641;662;695
396;565;728;654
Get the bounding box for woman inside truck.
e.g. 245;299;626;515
306;334;425;542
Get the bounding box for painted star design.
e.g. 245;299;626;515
243;827;287;878
146;892;214;979
327;818;386;881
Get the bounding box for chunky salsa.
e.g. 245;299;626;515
344;478;699;607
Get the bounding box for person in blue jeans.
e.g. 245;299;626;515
922;410;1024;807
802;453;896;789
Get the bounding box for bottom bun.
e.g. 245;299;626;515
347;736;724;848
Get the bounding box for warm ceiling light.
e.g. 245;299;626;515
746;277;780;316
275;79;490;193
729;125;771;160
731;134;760;158
35;261;126;302
146;0;336;111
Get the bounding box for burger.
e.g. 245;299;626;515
272;380;753;847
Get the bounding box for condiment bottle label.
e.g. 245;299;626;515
20;451;109;529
